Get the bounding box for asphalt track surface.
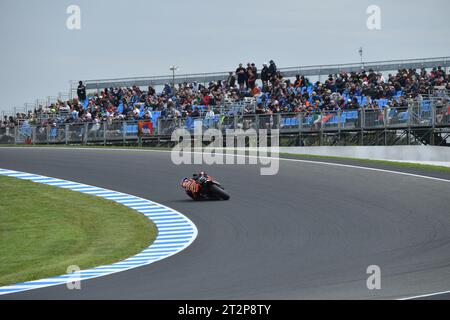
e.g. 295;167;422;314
1;147;450;300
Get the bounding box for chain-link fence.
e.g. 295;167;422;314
236;115;259;131
364;108;386;129
66;123;85;144
386;107;410;127
158;118;182;136
436;105;450;126
86;122;104;143
33;125;49;144
0;126;15;144
104;121;124;141
280;114;300;133
322;111;341;131
409;102;433;127
48;124;67;144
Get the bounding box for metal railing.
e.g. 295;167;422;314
0;126;15;144
2;101;449;146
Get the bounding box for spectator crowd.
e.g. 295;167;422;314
1;61;449;129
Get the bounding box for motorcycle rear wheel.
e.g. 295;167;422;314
210;184;230;201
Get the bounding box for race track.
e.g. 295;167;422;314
1;147;450;300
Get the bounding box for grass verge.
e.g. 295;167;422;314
0;175;157;287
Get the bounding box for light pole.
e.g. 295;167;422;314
359;47;364;70
169;65;178;89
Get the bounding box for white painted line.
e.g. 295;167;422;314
32;179;62;183
140;210;171;214
157;235;193;239
147;213;180;218
129;205;161;209
70;186;102;191
90;192;122;197
150;244;187;248
0;285;39;290
13;175;42;180
6;173;36;178
53;184;83;188
104;196;136;200
157;226;194;231
46;181;78;186
153;219;186;223
142;249;178;253
117;200;151;204
7;146;448;299
398;290;450;300
7;146;449;183
82;190;114;195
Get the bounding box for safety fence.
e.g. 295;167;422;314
2;102;449;146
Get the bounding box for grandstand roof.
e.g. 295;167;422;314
72;56;450;93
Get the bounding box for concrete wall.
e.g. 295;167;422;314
279;146;450;162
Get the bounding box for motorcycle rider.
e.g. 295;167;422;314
193;171;209;184
181;172;209;200
181;171;230;201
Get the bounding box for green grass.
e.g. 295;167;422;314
0;176;157;287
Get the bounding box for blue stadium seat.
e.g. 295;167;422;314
361;96;368;105
50;128;57;138
286;118;292;126
399;111;409;122
328;116;339;124
127;124;138;134
388;109;397;117
185;117;194;130
355;96;362;105
375;99;388;108
117;102;124;114
421;101;431;112
151;111;161;127
303;116;313;125
343;111;358;120
203;118;216;128
139;106;145;118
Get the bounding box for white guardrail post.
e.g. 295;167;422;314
103;122;107;146
65;124;69;145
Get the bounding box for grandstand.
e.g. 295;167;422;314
1;56;449;147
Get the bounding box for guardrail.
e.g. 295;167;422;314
2;101;449;146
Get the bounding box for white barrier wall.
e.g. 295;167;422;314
279;146;450;164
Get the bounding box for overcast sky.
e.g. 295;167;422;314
1;0;449;113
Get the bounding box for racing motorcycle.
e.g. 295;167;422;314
181;173;230;201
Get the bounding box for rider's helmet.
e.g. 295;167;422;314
196;171;208;184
